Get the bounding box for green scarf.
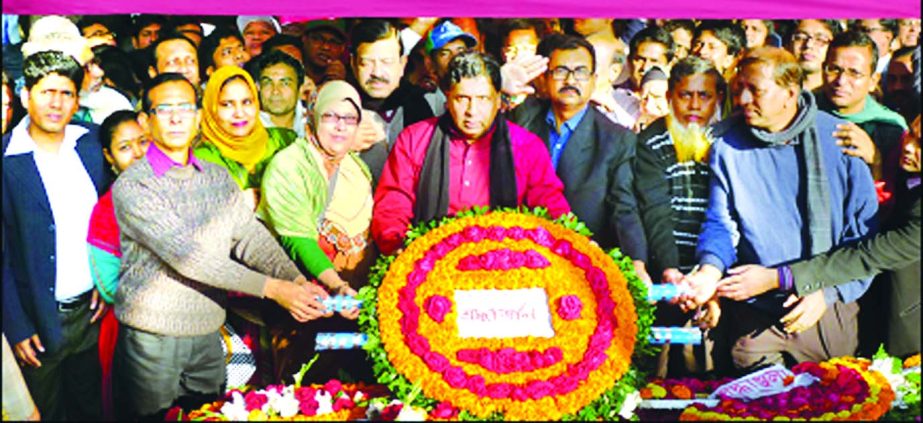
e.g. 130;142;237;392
823;95;908;130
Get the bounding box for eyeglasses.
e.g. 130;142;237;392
320;112;359;126
548;66;592;81
792;32;832;46
823;64;869;80
149;103;197;117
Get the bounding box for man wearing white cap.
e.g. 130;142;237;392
237;16;281;58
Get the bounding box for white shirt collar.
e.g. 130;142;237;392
5;116;89;157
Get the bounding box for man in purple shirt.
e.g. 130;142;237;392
111;73;328;419
372;51;570;255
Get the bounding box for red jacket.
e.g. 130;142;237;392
372;117;571;254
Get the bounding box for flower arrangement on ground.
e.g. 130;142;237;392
680;356;894;421
358;208;656;420
174;357;390;421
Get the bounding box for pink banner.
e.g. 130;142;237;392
2;0;920;18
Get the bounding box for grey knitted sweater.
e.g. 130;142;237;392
112;156;301;336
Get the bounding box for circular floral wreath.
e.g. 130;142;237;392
358;208;656;420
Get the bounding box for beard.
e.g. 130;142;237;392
666;112;713;163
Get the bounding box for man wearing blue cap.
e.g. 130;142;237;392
423;20;478;116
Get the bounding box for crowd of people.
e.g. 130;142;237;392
1;14;920;421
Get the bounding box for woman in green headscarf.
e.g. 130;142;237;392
259;80;375;383
195;65;297;209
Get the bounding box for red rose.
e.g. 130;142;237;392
332;396;354;411
463;226;486;242
551;239;573;257
406;333;430;356
526;381;554;399
486;383;513;399
424;295;451;323
380;403;403;421
524;250;550;269
243;391;268;411
443;366;467;389
487;225;506;241
456;349;480;363
431;401;458;419
556;295;583;320
323;379;343;396
466;375;487;397
424;351;450;373
506;226;526;240
527;227;553;247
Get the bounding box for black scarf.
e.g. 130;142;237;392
413;114;518;224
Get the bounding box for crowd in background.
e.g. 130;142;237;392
1;14;920;421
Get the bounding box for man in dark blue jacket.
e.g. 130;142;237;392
2;50;109;420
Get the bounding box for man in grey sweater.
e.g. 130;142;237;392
111;73;329;419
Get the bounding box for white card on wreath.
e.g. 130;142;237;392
454;288;555;338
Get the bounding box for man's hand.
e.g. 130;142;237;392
14;335;44;368
662;268;685;304
352;115;386;152
500;54;549;97
717;264;779;301
780;291;827;334
89;288;107;324
834;122;878;165
692;299;722;329
677;265;722;312
335;285;360;320
408;18;439;36
323;60;347;82
590;88;619;114
264;278;332;322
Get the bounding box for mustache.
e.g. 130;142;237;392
558;86;581;95
365;76;390;85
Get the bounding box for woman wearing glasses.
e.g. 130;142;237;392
258;80;374;383
194;66;297;210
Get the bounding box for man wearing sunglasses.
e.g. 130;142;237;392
509;33;649;284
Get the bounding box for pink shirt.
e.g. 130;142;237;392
372;117;571;255
147;142;202;177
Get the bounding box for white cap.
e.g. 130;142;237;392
21;15;90;65
236;16;281;35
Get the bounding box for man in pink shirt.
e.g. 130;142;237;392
372;51;571;255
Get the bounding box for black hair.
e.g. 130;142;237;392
695;20;747;57
164;16;204;42
92;44;143;103
663;19;695;36
850;19;899;37
142;72;199;113
827;31;880;74
99;109;140;151
132;14;166;38
251;49;305;89
668;55;727;95
23;50;84;92
793;19;843;42
500;19;540;46
629;26;675;63
149;31;198;70
442;51;501;93
198;26;245;77
262;34;305;56
77;16;115;38
349;19;404;57
536;33;597;73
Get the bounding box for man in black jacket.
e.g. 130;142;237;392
630;56;726;376
508;33;648;282
347;19;433;187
